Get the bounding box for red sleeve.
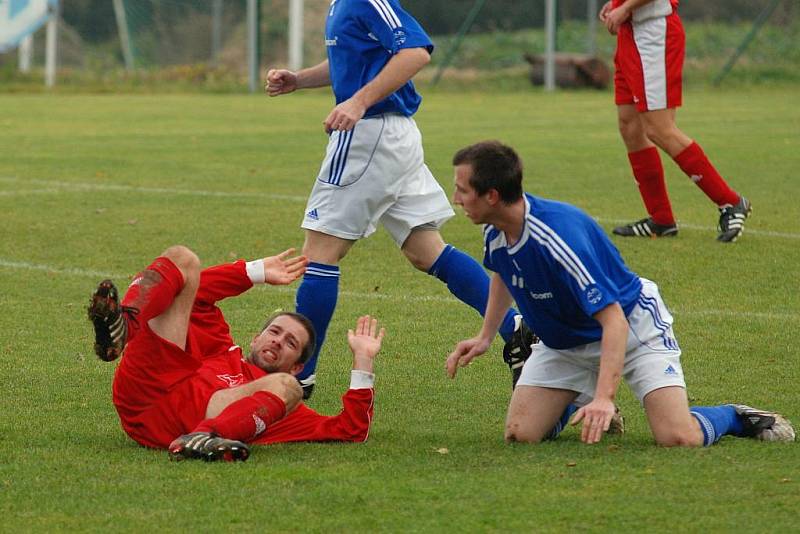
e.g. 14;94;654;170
251;388;374;444
189;261;253;357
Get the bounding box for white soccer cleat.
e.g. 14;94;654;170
732;404;795;442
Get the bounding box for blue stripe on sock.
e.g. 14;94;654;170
295;262;340;381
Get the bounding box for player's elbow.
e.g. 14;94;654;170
399;47;431;69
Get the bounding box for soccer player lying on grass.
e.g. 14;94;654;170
446;140;795;446
87;245;384;462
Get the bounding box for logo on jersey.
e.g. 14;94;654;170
586;287;603;305
306;208;320;221
325;36;338;47
664;364;678;376
393;29;407;46
217;373;245;387
529;291;553;300
690;174;703;183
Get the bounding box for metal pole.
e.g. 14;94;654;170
544;0;556;91
113;0;135;70
212;0;223;64
19;34;33;73
713;0;781;86
45;1;58;87
587;0;597;55
288;0;304;71
247;0;261;93
431;0;488;86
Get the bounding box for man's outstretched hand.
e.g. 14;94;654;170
262;248;308;285
348;315;385;372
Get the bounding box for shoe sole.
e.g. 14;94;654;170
169;443;250;462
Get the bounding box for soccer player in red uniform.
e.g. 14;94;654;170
600;0;751;242
87;245;384;462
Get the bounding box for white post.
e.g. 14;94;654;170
544;0;556;91
288;0;304;71
19;34;33;73
247;0;259;92
45;2;58;87
113;0;134;70
587;0;598;55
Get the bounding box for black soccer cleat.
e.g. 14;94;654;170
503;315;539;389
87;279;134;362
613;217;678;238
168;432;251;462
298;375;316;400
717;197;751;243
732;404;795;442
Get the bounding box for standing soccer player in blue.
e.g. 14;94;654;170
446;140;794;446
265;0;529;398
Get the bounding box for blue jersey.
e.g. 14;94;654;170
483;194;643;349
325;0;433;117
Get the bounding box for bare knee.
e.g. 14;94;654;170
161;245;200;281
504;420;545;444
654;428;704;448
401;230;446;272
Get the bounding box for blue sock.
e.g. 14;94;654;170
428;244;518;342
690;405;744;446
295;262;340;383
544;404;579;441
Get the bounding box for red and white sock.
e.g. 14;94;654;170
628;147;675;226
673;142;739;207
194;391;287;442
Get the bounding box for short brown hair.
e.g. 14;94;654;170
261;311;317;364
452;140;524;203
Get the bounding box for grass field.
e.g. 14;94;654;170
1;86;798;531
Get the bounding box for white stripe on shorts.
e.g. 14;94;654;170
633;16;668;110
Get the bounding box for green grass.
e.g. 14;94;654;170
1;87;798;531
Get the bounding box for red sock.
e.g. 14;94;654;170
194;391;287;442
628;147;675;226
673;142;739;207
121;257;185;341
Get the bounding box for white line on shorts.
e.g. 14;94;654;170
2;258;798;322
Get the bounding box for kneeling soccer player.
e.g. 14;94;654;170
88;245;384;462
446;140;794;446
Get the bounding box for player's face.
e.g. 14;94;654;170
453;164;490;224
249;315;309;375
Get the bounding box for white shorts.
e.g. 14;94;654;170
517;278;686;403
301;113;455;246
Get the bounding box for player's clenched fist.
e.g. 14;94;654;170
265;68;298;96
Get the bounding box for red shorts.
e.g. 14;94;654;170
112;257;221;449
614;12;684;112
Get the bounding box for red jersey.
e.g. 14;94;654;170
113;260;373;448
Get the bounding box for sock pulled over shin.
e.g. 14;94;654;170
690;405;744;446
428;245;517;342
295;262;340;382
194;391;287;442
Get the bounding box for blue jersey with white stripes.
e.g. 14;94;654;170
483;194;643;349
325;0;433;117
